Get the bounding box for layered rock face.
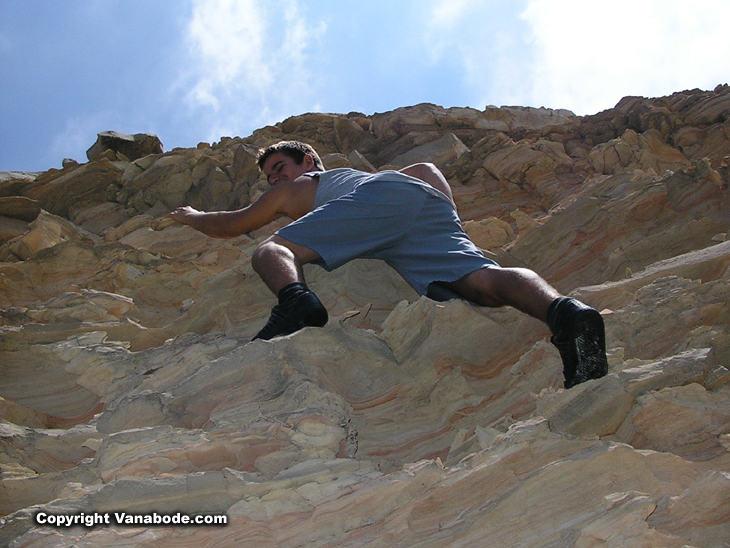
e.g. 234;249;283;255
1;86;730;547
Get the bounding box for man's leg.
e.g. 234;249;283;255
252;235;321;294
250;235;328;340
442;266;559;322
443;266;608;388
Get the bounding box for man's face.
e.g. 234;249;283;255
262;152;314;185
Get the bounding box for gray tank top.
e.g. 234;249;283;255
309;168;449;209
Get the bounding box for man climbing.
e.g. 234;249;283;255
170;140;608;388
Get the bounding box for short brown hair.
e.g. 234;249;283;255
256;141;324;171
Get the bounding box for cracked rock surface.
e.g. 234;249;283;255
2;86;730;547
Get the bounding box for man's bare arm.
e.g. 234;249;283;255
398;163;455;205
168;206;259;238
169;179;314;238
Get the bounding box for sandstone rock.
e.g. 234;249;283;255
463;216;515;249
648;468;730;547
68;201;128;235
24;289;134;323
481;136;574;194
347;149;376;172
1;87;730;548
0;171;38;198
0;215;29;245
510;208;541;234
322;152;350;169
114;149;239;214
23;159;125;218
118;152;195;213
500;105;577;130
588;128;690;175
334;116;376;154
1;211;97;261
0;196;41;222
86;131;163;162
387;132;469;168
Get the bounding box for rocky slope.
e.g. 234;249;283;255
1;85;729;547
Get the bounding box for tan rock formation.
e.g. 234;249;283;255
1;85;729;547
86;131;164;163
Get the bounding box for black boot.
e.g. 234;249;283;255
547;297;608;388
253;282;328;341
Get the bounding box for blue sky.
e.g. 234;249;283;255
2;0;729;172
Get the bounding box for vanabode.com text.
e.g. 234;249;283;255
35;511;227;527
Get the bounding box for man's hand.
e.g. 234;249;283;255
169;206;203;228
169;206;225;237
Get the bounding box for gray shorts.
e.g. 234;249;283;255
276;181;498;296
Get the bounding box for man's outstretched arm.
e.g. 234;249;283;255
169;182;299;238
399;163;455;205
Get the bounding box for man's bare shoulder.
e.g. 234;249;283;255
263;174;319;219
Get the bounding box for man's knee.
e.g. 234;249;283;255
445;266;506;307
251;242;269;274
251;236;279;269
252;235;319;273
470;267;508;307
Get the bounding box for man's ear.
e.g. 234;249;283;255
303;153;315;170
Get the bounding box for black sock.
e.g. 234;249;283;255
547;297;572;336
547;297;596;337
277;282;309;306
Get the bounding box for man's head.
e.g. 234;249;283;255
257;141;324;181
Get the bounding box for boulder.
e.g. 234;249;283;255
388;132;470;168
0;196;41;225
23;158;125;218
86;131;163;162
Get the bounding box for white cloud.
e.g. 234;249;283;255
186;0;270;109
182;0;326;140
520;0;730;114
422;1;536;109
424;0;489;63
430;0;473;28
417;0;730;115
